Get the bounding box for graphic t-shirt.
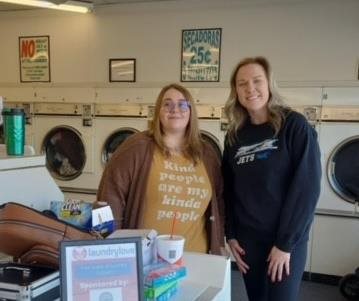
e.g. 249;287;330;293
143;147;212;253
222;111;322;251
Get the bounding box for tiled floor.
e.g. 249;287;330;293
231;269;347;301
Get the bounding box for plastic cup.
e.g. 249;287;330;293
156;234;185;265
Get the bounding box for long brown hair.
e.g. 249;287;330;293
149;83;203;164
224;56;288;145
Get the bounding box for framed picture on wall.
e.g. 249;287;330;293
109;58;136;82
19;35;50;82
181;28;222;82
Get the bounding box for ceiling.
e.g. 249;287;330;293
0;0;316;12
0;0;175;12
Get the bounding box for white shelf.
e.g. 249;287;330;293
0;155;45;170
172;252;231;301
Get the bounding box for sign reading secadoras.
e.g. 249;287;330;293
181;28;221;82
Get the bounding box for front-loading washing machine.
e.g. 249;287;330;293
2;101;35;148
33;102;97;202
317;106;359;213
94;103;149;191
311;105;359;277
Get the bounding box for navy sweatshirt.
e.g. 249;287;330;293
222;110;321;252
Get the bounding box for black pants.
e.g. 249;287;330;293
238;239;307;301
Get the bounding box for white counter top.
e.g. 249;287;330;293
0;155;45;170
173;252;231;301
0;152;63;210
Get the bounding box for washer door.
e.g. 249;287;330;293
102;128;138;165
201;130;222;161
42;126;86;180
327;135;359;203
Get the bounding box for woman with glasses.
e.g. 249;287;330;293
97;83;225;255
223;57;321;301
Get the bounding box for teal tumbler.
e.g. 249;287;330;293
2;108;25;156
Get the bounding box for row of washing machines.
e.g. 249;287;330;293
3;101;226;202
3;99;359;277
4;100;358;213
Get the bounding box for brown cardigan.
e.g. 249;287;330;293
97;131;225;255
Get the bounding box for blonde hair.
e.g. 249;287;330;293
224;56;288;145
149;83;203;164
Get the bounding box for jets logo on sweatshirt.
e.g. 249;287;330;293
234;139;278;165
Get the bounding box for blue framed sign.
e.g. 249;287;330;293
181;28;221;82
60;237;144;301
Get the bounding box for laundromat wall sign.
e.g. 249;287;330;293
181;28;221;82
19;35;51;82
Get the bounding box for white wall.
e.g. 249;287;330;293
0;0;358;88
0;0;358;276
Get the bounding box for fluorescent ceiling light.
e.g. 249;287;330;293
0;0;93;13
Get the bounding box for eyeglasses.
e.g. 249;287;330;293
161;100;191;112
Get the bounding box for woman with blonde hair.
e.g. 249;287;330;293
223;57;321;300
97;83;225;255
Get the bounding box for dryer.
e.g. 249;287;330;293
33;102;97;200
94;103;149;187
311;105;359;277
317;106;359;213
